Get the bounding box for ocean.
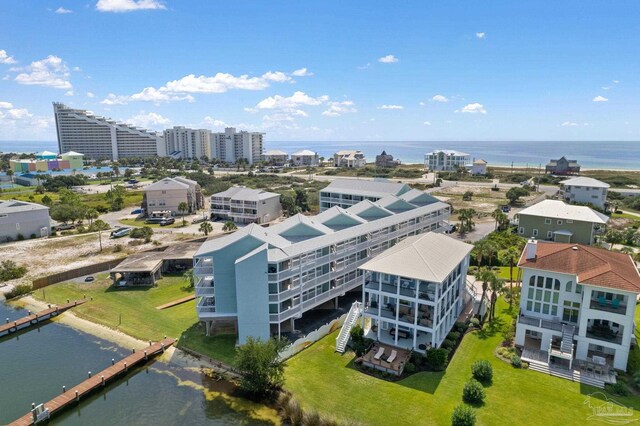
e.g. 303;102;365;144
1;140;639;170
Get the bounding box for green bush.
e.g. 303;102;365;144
130;226;154;242
448;331;461;341
454;321;468;333
510;355;522;368
426;348;449;371
16;233;24;241
30;233;37;239
0;260;27;282
462;379;486;404
471;360;493;383
606;382;630;397
451;404;476;426
441;339;454;350
4;283;32;299
470;318;480;328
404;362;416;374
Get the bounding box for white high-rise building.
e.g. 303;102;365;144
210;127;264;164
53;102;165;160
163;126;211;160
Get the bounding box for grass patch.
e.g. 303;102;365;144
495;266;520;281
31;273;238;366
284;298;640;425
119;218;185;229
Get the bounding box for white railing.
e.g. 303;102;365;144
335;301;362;353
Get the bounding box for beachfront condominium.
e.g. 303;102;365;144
360;233;473;352
424;150;471;172
210;186;282;224
559;177;610;210
290;150;319;166
210;127;264;165
262;150;289;167
163;126;211;160
142;177;204;216
319;178;412;211
193;190;451;343
53;102;165;160
516;240;640;375
515;200;609;245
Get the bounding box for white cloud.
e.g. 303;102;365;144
613;80;619;84
601;86;610;90
378;104;404;110
322;101;357;117
431;95;449;103
458;103;487;114
357;63;371;70
419;101;426;106
0;101;13;109
64;90;74;96
292;67;313;77
96;0;166;13
14;55;72;89
130;87;194;103
378;55;398;63
561;121;578;127
55;7;73;13
592;95;608;102
0;102;52;132
250;91;329;111
475;32;486;39
126;111;170;130
100;93;128;105
0;50;17;65
86;92;95;98
202;116;229;129
423;121;432;126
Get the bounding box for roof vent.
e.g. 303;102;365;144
572;246;578;251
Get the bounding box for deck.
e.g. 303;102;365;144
9;337;176;426
0;300;88;337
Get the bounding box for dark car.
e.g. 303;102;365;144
445;224;457;234
84;276;95;282
501;205;511;213
160;218;175;226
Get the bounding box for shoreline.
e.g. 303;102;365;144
9;295;238;376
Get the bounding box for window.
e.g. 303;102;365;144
533;229;539;237
547;231;553;239
576;284;582;294
566;281;573;292
566;219;573;223
545;218;552;225
557;220;563;225
518;227;524;234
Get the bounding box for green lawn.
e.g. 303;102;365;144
32;273;238;365
285;298;640;425
119;218;186;229
495;266;520;281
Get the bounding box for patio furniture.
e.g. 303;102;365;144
592;355;606;366
373;346;385;360
418;343;427;351
387;350;397;363
612;298;620;309
597;296;606;307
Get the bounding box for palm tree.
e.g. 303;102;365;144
458;208;476;234
499;246;521;308
222;221;237;232
474;240;489;266
474;267;494;321
488;274;505;322
491;208;507;231
93;219;109;252
485;241;497;267
6;169;14;188
183;269;195;288
85;208;99;226
178;201;188;226
199;221;213;236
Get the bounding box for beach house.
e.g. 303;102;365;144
559;177;609;209
142;177;203;216
333;150;367;168
291;150;319;167
516;240;640;385
515;200;609;245
545;156;581;175
0;200;51;243
262;150;289;167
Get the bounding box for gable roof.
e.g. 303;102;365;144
0;199;49;213
61;151;84;156
264;150;288;156
398;189;440;207
292;149;317;156
561;177;610;188
473;159;488;164
518;242;640;293
346;199;394;220
145;177;189;191
315;206;367;229
213;186;279;201
321;178;410;198
375;195;417;213
517;200;609;224
361;233;473;282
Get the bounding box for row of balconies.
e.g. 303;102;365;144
268;281;356;323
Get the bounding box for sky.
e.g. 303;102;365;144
0;0;639;142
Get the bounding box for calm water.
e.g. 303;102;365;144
1;140;639;169
0;302;276;426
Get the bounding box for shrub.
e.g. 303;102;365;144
470;318;480;328
30;233;37;239
0;260;28;282
112;244;123;252
510;355;522;368
451;404;476;426
404;362;416;374
16;233;24;241
130;226;154;242
448;331;461;341
426;348;449;371
349;324;368;357
462;379;486;404
4;283;32;299
128;240;145;246
454;321;468;333
441;339;454;350
471;360;493;383
606;382;630;397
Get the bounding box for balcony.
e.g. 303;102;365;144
589;298;627;315
518;313;564;332
586;325;623;345
196;297;216;316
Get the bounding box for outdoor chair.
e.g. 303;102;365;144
373;347;385;360
387;350;397;364
612;299;620;309
597;296;606;307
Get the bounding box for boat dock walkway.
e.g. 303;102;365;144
9;337;176;426
0;299;88;337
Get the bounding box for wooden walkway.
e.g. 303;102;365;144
155;294;195;310
0;300;88;337
9;337;176;426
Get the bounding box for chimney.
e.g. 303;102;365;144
525;239;538;260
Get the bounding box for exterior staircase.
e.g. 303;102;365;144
526;359;605;389
561;324;575;354
335;301;362;353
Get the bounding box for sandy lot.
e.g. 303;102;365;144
434;184;540;215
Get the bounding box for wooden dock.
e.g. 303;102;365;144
9;337;176;426
0;300;88;337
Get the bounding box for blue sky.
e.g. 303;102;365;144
0;0;638;142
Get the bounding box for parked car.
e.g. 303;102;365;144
130;208;143;215
160;218;175;226
110;227;131;238
191;216;206;224
55;223;76;231
445;224;457;234
84;276;95;282
501;205;511;213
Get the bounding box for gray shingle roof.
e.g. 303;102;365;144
321;178;410;198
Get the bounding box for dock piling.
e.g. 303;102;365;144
75;391;79;402
88;371;92;378
62;386;66;393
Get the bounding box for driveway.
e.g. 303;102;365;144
453;220;495;243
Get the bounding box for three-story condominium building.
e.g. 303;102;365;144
516;240;640;377
142;177;203;216
53;102;165;160
333;150;366;168
424;149;471;172
290;149;319;166
515;200;609;245
262;150;289;167
360;233;473;352
319;179;412;211
193;191;451;343
210;127;264;165
559;177;610;209
211;186;282;224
